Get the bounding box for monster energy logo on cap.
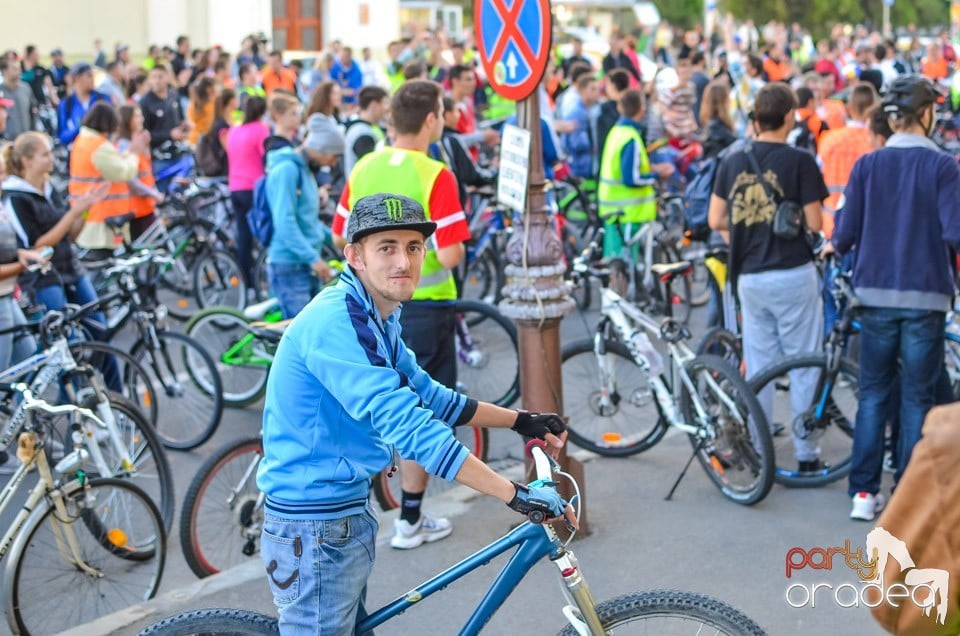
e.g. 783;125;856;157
384;197;404;222
345;193;438;243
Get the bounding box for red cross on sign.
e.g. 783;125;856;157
475;0;551;101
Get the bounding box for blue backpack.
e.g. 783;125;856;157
248;162;302;247
682;157;717;241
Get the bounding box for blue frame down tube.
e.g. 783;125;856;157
357;521;557;635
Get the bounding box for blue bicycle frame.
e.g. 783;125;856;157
465;206;508;270
358;520;557;634
359;447;602;634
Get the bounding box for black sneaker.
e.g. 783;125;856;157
798;459;829;474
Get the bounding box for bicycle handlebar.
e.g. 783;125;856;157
104;250;174;277
0;382;104;426
528;440;554;483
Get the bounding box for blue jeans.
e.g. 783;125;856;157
267;262;320;320
261;505;377;636
0;297;36;370
230;190;256;289
34;276;121;393
848;307;945;496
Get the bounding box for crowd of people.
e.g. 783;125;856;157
0;16;958;632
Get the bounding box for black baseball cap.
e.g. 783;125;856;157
346;194;436;243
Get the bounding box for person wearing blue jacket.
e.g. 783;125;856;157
257;193;574;634
56;63;108;147
832;75;960;522
265;113;343;318
558;73;600;180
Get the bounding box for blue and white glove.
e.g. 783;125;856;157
506;480;568;523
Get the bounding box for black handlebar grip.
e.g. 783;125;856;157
528;510;545;524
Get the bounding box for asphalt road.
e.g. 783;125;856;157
0;284;902;635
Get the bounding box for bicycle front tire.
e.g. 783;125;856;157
132;330;224;450
747;353;858;488
68;340;161;426
372;426;488;511
560;338;668;456
694;327;743;375
137;608;278;636
10;478;166;636
454;299;520;408
185;306;271;407
557;589;766;635
180;436;264;578
193;247;247;313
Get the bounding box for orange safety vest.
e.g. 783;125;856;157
817;125;873;238
131;151;156;219
822;100;847;132
922;57;949;80
68;132;131;222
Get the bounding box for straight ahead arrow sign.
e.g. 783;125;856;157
506;52;519;80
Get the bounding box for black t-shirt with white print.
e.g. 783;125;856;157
712;141;828;279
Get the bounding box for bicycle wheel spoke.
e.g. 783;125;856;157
751;355;858;488
182;438;264;577
12;479;164;634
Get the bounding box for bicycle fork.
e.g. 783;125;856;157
553;547;606;635
28;435;101;578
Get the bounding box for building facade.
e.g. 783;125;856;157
2;0;399;58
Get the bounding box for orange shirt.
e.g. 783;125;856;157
763;56;792;82
188;100;215;146
817;125;873;237
922;57;949;80
261;67;298;94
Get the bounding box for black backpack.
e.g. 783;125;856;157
787;117;826;155
196;130;228;177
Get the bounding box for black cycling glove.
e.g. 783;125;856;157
512;411;566;439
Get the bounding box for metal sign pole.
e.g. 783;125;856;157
500;91;587;537
476;0;586;536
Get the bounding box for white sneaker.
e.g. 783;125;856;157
390;513;453;549
850;492;886;522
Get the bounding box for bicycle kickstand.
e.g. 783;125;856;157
664;438;705;501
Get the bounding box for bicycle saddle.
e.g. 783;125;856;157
250;319;292;344
104;212;136;229
651;261;692;280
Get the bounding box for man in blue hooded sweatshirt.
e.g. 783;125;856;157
833;74;960;522
257;193;576;635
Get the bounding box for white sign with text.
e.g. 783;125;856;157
497;124;531;212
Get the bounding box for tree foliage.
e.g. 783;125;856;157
719;0;948;33
658;0;705;29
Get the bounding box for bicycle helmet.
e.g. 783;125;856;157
882;74;943;118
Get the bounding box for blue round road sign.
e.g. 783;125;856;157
475;0;552;101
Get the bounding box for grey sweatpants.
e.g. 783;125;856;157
737;262;824;461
